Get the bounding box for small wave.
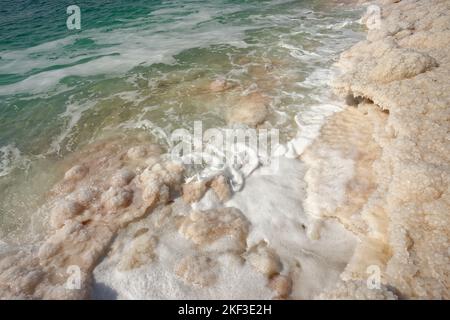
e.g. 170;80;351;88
0;5;251;97
48;100;96;155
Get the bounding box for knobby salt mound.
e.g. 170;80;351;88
306;0;449;299
0;136;185;299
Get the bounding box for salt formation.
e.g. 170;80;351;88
1;0;447;301
226;157;358;299
181;175;231;204
178;207;249;252
246;242;282;277
226;92;270;127
303;104;387;236
174;254;218;287
0;135;290;299
209;175;232;202
90;194;275;299
0;136;184;299
182;181;208;204
117;232;158;271
307;0;450;299
209;78;234;92
268;275;293;299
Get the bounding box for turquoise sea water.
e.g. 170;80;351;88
0;0;363;242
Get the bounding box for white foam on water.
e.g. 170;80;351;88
48;99;97;154
225;157;356;299
112;90;145;105
0;0;362;97
119;115;173;148
0;5;252;96
0;37;75;75
326;19;356;30
279;42;322;63
0;145;30;177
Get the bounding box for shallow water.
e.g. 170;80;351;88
0;0;363;243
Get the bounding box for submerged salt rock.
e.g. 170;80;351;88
182;180;207;204
139;168;161;186
64;165;88;181
140;162;184;188
142;182;163;207
38;220;114;268
50;200;85;229
140;171;166;206
117;233;158;271
209;175;231;202
158;184;170;204
101;187;133;211
0;138;183;299
127;146;147;160
0;251;45;298
209;78;230;92
227;92;269;127
127;144;162;161
159;162;185;186
175;254;217;287
68;187;98;207
246;243;282;277
111;168;135;187
144;156;159;168
0;252;43;299
178;207;249;251
12;269;45;296
269;275;292;298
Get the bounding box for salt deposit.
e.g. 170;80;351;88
317;0;450;299
0;136;184;299
0;0;448;300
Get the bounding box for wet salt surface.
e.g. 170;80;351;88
227;157;357;298
92;157;356;299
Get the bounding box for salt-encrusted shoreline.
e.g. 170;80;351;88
0;0;448;300
307;0;450;299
